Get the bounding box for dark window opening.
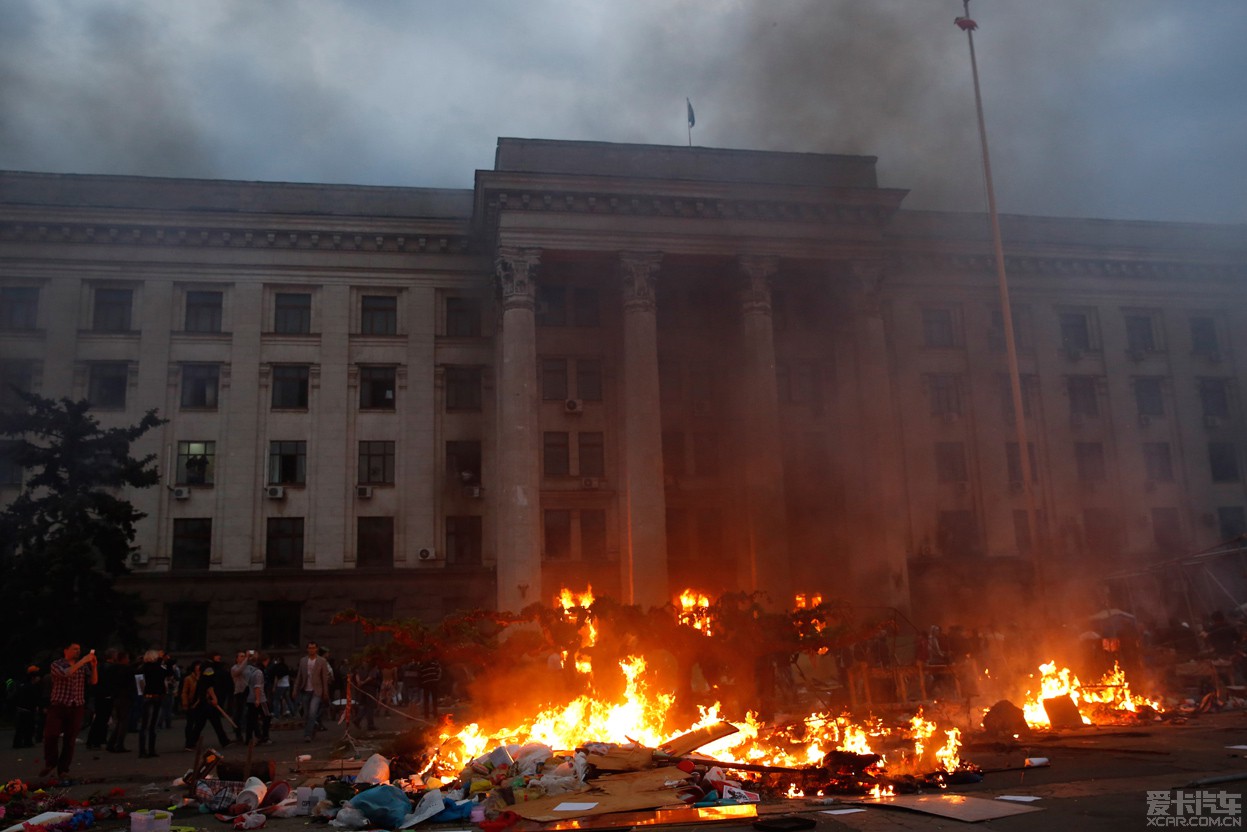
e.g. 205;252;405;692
185;291;223;333
361;295;398;335
274;292;312;334
359;366;397;410
171;518;212;570
180;364;220;410
445;367;482;411
259;601;302;650
579;432;605;477
544;432;570;477
268;440;307;485
446;515;482;566
447;440;482;486
356;517;394;568
93;288;133;332
271;365;310;409
265;518;304;569
166;604;208;653
358;441;395;485
543;509;571;559
176;441;215;485
445;296;481;338
0;287;39;330
88;363;128;409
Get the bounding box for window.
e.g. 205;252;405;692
1134;378;1164;417
1218;507;1246;541
180;364;220;410
921;307;957;348
88;362;128;409
185;290;223;333
0;286;38;330
936;510;981;556
445;297;481;337
662;431;686;478
93;288;133;332
0;440;23;486
536;285;567;327
579;432;605;477
1005;442;1038;483
446;515;482;565
0;360;35;410
692;432;720;477
935;442;968;483
265;518;304;569
543;509;572;559
1000;374;1038;421
1012;509;1047;555
1059;310;1093;353
176;441;215;485
1068;376;1099;418
171;518;212;570
581;510;607;559
359;366;396;410
533;284;599;327
1209;443;1240;483
274;292;312;334
1124;312;1159;354
358;441;395;485
927;374;962;417
577;359;603;402
445;367;481;411
1143;442;1174;482
166;604;208;653
1075;442;1107;482
542;359;569;400
356;517;394;568
360;295;397;335
446;440;482;486
271;365;310;409
1190;316;1220;356
268;441;307;484
544;432;570;476
259;601;301;649
1152;508;1183;551
1200;379;1231;420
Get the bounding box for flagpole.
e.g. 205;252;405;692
957;1;1047;603
686;98;694;146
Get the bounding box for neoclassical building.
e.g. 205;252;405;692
1;139;1245;652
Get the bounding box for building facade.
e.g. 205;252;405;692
1;138;1245;653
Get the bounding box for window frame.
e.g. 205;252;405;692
176;440;216;486
184;290;224;333
264;518;305;570
360;294;398;336
274;292;313;335
92;287;134;333
171;518;212;571
87;362;129;409
180;363;221;410
0;286;39;330
358;440;396;485
359;366;397;410
271;364;310;410
268;440;307;485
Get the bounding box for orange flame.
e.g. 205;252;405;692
1021;661;1161;728
676;589;714;636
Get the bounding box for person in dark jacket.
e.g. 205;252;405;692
86;648;118;748
12;665;42;748
136;649;170;758
185;665;231;749
105;649;135;753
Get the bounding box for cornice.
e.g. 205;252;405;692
0;219;472;254
483;188;901;228
889;252;1247;281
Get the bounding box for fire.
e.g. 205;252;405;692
429;588;972;790
1021;661;1161;728
794;593;823;609
676;589;714;635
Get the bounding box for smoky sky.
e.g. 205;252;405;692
2;0;1245;224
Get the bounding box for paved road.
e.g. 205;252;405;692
2;710;1246;830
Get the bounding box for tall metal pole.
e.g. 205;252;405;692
958;1;1046;601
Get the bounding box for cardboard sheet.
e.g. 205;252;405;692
510;767;694;821
853;793;1044;822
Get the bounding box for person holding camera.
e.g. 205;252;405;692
41;642;97;780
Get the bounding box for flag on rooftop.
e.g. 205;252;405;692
686;98;695;129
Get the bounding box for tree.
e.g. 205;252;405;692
0;394;165;674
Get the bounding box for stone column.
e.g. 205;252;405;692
494;247;543;612
618;252;669;607
736;255;791;604
843;260;910;609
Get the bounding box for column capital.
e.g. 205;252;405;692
848;259;887;316
737;254;780;316
618;251;663;314
495;247;542;311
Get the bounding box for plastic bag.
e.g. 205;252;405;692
399;789;444;828
267;797;301;819
329;805;369;830
347;784;412;828
357;753;391;785
232;812;267;830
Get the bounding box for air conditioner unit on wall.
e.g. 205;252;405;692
265;485;286;499
417;547;437;561
565;398;585;414
172;486;191;500
581;477;601;490
463;485;483;499
356;485;373;499
129;551;148;566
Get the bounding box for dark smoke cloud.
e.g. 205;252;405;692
0;0;1243;223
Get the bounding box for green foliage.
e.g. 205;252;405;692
0;393;165;673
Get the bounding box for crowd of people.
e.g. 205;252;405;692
3;640;448;784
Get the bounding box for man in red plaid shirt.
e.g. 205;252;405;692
42;642;98;780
